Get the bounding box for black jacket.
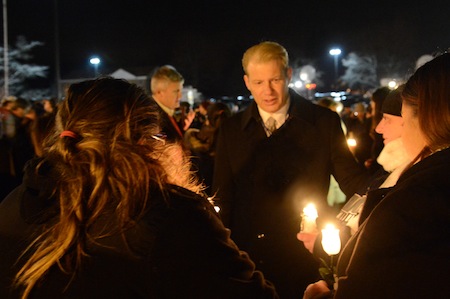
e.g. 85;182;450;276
153;101;184;143
212;89;369;298
336;148;450;298
0;159;278;299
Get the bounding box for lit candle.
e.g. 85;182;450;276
321;224;341;256
301;203;318;233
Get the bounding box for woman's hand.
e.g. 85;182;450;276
303;280;332;299
297;231;319;254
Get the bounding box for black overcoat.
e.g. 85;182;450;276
336;148;450;298
153;101;183;143
212;89;369;298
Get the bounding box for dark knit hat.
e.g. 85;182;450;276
381;84;404;116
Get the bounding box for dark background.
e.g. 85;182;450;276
5;0;450;98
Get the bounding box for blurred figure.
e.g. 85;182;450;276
345;102;373;168
30;112;56;157
316;97;346;207
41;97;57;115
0;97;18;201
213;41;369;299
8;98;35;187
150;65;194;143
0;77;278;299
366;86;391;173
185;102;231;195
190;100;210;129
176;101;194;131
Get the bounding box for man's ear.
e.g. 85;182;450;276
286;67;293;81
243;75;250;91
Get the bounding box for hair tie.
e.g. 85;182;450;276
60;130;78;139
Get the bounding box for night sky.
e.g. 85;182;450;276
5;0;450;98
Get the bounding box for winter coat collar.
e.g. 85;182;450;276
397;147;450;184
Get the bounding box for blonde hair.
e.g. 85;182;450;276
15;77;202;298
241;41;289;75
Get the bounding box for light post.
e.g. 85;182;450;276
3;0;9;97
329;48;341;88
89;56;101;77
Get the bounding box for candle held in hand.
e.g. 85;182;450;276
301;203;318;233
321;224;341;256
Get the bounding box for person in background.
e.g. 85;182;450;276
177;101;197;133
150;65;195;143
185;102;232;195
344;85;410;231
365;86;391;174
41;97;57;115
345;102;373;168
315;97;347;208
29;112;56;157
299;84;410;255
0;77;279;299
213;41;370;299
366;84;408;191
304;52;450;299
190;100;210;129
0;97;18;201
8;98;35;188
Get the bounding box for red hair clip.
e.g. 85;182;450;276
60;130;78;139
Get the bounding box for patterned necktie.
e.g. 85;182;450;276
266;117;277;136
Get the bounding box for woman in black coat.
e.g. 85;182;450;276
304;53;450;299
0;77;278;299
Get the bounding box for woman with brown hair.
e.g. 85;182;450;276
304;52;450;299
0;77;278;299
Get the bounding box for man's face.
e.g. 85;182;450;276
375;113;404;144
244;60;292;113
156;81;183;110
11;107;26;118
43;100;53;113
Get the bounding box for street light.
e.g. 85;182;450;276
3;0;10;97
329;48;341;88
89;56;101;77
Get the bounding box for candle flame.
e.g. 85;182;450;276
321;223;341;256
303;203;318;219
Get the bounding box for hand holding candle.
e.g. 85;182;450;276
300;203;318;233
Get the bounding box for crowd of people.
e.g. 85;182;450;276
0;41;448;299
0;96;57;200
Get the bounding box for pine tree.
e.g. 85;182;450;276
0;35;49;99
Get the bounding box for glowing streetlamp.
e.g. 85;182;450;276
89;56;101;77
329;48;342;87
388;80;397;89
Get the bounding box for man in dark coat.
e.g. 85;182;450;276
212;41;369;299
150;65;194;143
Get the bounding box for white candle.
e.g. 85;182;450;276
321;224;341;256
301;203;318;233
